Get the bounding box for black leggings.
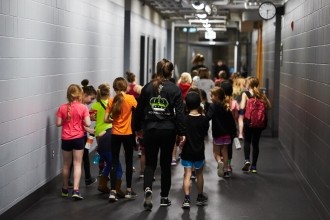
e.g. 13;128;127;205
110;134;134;190
243;126;263;167
143;129;176;197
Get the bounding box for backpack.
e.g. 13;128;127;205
244;97;267;128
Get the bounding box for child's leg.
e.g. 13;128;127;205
195;166;204;194
183;167;192;196
171;144;177;165
238;115;244;139
220;145;229;170
213;144;221;162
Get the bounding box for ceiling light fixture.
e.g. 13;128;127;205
189;19;226;24
205;5;211;14
192;1;205;10
196;13;207;19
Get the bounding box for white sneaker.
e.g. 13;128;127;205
217;161;224;177
109;191;118;203
143;187;153;210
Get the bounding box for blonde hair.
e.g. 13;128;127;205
66;84;83;121
179;72;192;84
67;84;83;102
233;77;246;99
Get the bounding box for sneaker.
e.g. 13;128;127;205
250;166;257;173
85;177;97;186
182;198;190;209
143;187;153;210
72;191;84;200
223;171;231;178
138;151;142;157
171;159;177;166
61;188;69;197
125;190;137;199
109;191;118;202
160;197;171;207
242;161;251;171
139;172;144;178
227;165;232;173
196;194;208;206
132;166;136;172
217;161;224;177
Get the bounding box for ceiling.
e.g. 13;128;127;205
139;0;288;31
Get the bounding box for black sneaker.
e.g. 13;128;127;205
242;160;251;172
182;198;190;209
143;187;153;210
196;194;208;206
72;191;84;200
223;171;231;178
85;177;97;186
160;197;171;207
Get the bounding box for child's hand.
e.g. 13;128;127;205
178;135;186;148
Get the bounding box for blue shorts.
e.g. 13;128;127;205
181;159;205;170
213;135;231;145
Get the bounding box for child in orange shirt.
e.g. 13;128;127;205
104;77;137;202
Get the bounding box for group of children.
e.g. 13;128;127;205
56;59;271;211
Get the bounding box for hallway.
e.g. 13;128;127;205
11;135;323;220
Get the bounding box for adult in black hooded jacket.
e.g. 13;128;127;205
135;58;186;210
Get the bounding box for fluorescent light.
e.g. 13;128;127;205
205;5;211;14
189;19;226;24
196;13;207;19
192;2;204;10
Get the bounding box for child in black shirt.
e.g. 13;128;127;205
180;92;210;209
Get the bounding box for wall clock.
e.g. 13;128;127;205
259;2;276;20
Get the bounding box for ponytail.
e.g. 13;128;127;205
153;59;174;94
111;93;123;119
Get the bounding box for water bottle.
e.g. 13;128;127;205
92;152;100;164
234;137;241;150
84;135;94;150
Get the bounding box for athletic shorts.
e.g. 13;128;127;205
213;135;232;145
181;159;205;169
61;137;85;151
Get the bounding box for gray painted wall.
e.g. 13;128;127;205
280;0;330;214
252;0;330;215
0;0;168;215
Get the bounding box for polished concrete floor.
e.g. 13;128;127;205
9;134;325;220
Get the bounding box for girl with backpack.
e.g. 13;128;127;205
240;77;271;173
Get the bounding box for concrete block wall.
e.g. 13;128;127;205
280;0;330;214
130;1;168;85
0;0;127;215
